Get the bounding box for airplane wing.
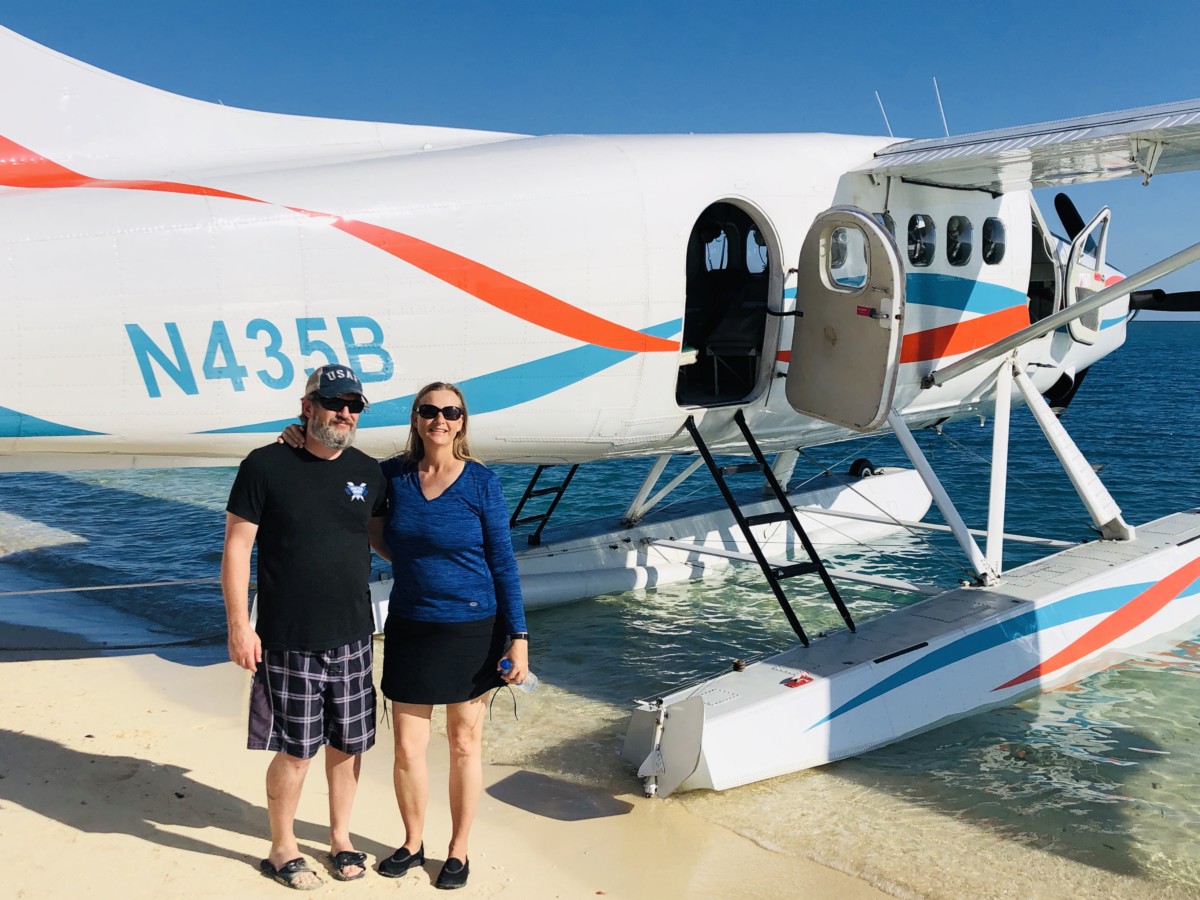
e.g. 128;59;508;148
855;98;1200;193
0;25;526;182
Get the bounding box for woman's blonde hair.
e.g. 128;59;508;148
404;381;479;462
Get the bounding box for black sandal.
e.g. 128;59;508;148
259;857;322;891
330;850;368;882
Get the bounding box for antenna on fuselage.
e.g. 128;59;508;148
933;77;950;136
874;91;894;138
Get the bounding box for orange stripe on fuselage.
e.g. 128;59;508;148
775;305;1030;366
0;135;263;202
995;555;1200;691
900;305;1030;364
332;219;677;354
0;134;677;354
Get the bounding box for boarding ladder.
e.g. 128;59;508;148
684;410;855;646
509;464;580;547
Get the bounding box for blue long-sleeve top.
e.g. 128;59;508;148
380;457;527;633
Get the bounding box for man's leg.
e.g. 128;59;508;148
445;694;487;861
326;746;364;878
265;751;319;887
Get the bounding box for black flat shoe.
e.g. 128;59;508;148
435;857;469;890
378;843;424;878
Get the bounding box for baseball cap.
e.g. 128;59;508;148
305;365;367;401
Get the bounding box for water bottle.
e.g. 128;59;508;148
499;658;539;693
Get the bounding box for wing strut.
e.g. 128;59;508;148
924;239;1200;389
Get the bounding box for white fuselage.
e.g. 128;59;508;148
1;130;1125;468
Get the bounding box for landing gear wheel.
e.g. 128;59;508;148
849;457;876;479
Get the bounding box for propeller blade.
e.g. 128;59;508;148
1129;289;1200;312
1054;192;1086;241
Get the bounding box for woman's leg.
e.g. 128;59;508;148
392;701;433;852
444;694;487;860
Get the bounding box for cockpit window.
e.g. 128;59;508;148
908;214;935;267
983;217;1006;264
873;212;896;237
947;216;972;267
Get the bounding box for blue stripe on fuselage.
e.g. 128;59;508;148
785;274;1024;315
0;407;105;438
905;273;1024;315
200;319;683;434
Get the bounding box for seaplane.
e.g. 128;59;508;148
4;24;1200;798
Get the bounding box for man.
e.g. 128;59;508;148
222;364;387;890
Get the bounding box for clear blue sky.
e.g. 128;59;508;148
5;1;1200;291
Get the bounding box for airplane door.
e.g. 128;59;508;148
785;207;904;432
1064;207;1110;345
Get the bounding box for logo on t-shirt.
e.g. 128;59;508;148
345;482;368;502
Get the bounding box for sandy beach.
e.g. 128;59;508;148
0;624;891;900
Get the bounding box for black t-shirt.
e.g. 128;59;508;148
226;442;387;651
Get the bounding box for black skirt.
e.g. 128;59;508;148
381;615;505;705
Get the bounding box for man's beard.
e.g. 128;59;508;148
309;417;356;450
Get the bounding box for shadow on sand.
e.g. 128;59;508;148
0;729;395;873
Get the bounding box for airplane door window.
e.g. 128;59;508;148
947;215;973;266
907;214;936;266
983;217;1006;264
829;225;869;288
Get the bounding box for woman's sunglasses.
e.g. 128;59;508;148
314;396;366;414
416;404;464;421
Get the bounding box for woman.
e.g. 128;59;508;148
374;382;529;890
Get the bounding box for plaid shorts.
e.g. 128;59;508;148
248;637;376;759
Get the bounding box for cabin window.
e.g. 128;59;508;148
828;225;868;289
704;225;730;271
907;214;935;267
947;216;972;266
983;217;1006;264
746;227;768;274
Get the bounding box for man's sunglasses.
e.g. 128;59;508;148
416;404;464;421
314;396;366;414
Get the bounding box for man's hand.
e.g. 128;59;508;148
221;513;260;672
228;620;262;672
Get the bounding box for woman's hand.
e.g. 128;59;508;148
277;423;305;448
498;638;530;684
